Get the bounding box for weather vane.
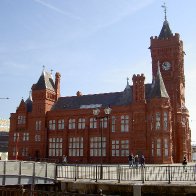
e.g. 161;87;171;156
161;2;167;21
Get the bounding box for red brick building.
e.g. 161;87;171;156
8;16;191;164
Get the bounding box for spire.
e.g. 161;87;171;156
161;2;167;21
158;3;173;39
150;61;169;98
25;91;33;112
33;67;55;91
125;77;130;90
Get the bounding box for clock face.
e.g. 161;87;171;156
162;61;171;70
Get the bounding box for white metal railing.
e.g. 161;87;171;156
0;160;56;185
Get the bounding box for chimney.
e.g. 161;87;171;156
55;72;61;100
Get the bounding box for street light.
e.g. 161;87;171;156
0;97;9;99
93;106;112;179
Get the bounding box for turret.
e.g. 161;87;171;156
132;74;145;103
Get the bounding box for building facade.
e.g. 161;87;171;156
8;16;191;164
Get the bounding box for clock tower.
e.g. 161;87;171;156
149;4;191;162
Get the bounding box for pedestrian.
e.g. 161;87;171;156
62;155;67;165
134;155;139;168
140;155;145;168
128;153;134;168
182;154;187;172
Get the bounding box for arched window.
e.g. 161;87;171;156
69;119;76;129
78;118;85;129
90;117;97;129
164;138;169;157
163;112;168;130
121;115;129;132
155;112;160;130
152;141;154;157
157;139;161;157
111;116;116;132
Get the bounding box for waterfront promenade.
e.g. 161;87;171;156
1;161;196;195
57;163;196;184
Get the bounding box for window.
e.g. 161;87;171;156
112;140;129;156
18;115;25;124
157;139;161;157
69;137;83;156
13;147;16;156
69;119;76;129
152;141;154;157
155;112;160;130
121;115;129;132
22;147;28;156
90;118;97;129
121;140;129;156
58;119;64;130
14;133;19;142
35;120;41;131
151;115;154;130
35;134;41;142
90;137;106;156
163;112;168;130
78;118;85;129
111;116;116;132
49;138;62;157
49;120;56;130
112;140;119;156
100;117;108;128
164;138;168;157
23;133;29;141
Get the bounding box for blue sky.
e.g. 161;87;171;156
1;0;196;141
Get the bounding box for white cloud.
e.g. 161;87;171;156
33;0;81;21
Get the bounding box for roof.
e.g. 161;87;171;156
52;89;132;111
150;66;169;99
159;20;173;39
25;93;33;112
33;70;55;91
51;77;169;111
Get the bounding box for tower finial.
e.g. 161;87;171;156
126;77;129;86
161;2;167;21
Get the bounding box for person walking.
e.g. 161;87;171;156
62;155;67;165
140;155;145;168
182;154;187;172
134;155;139;169
128;153;134;168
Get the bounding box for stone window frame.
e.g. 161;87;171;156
69;137;83;157
49;137;62;157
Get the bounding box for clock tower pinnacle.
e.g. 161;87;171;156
149;4;191;163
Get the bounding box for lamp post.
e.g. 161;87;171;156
15;133;19;160
93;106;112;179
0;97;9;99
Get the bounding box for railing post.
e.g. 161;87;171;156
45;162;48;184
2;161;6;186
18;161;22;185
117;164;121;183
168;165;171;184
75;164;77;181
95;164;97;182
31;162;35;196
141;166;145;184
